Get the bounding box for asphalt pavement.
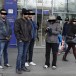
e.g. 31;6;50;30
0;48;76;76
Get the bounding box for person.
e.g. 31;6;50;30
37;22;39;41
62;18;76;61
0;8;12;69
62;18;69;38
14;8;32;74
25;10;37;66
62;18;69;51
56;16;63;54
43;15;61;69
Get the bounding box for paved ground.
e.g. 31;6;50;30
0;48;76;76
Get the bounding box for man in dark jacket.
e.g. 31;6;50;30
14;8;32;74
0;8;12;69
25;10;37;66
62;18;69;37
62;18;69;52
62;18;76;61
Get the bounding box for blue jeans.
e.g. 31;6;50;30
16;41;30;70
26;38;35;62
0;40;9;65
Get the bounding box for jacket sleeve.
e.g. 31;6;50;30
0;22;7;37
14;20;21;40
72;25;76;34
62;24;65;36
7;21;12;36
52;23;62;35
9;23;12;36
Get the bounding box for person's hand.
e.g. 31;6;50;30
6;35;12;40
19;40;22;42
6;37;10;40
62;36;65;41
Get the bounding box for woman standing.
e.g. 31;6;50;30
43;15;61;69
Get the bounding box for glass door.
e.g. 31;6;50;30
0;0;4;8
41;0;53;46
17;0;52;47
35;0;52;47
35;0;43;47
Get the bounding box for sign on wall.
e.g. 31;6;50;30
4;0;17;45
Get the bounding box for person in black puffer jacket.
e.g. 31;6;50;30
62;18;76;62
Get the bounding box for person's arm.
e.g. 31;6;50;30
14;19;21;41
6;21;12;40
0;21;7;37
52;23;61;35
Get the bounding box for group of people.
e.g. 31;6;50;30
43;15;76;70
0;8;76;74
14;8;37;74
0;8;37;74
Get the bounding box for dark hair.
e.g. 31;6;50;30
21;8;29;15
69;18;73;24
28;9;35;15
0;8;7;13
56;16;62;20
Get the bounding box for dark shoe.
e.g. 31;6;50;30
16;69;22;74
62;58;68;61
4;64;11;67
21;67;30;72
62;55;68;61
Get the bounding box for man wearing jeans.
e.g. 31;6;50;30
25;10;37;66
14;8;32;74
0;9;12;69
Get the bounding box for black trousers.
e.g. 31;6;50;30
45;42;59;67
63;43;76;59
26;38;35;62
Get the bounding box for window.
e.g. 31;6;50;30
53;0;66;12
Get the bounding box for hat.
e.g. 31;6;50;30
65;17;69;21
21;8;28;15
56;16;62;20
48;15;56;20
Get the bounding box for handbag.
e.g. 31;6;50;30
71;37;76;44
66;36;76;44
66;36;73;43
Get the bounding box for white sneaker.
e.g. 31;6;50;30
43;65;48;69
25;62;29;67
0;66;3;69
52;66;57;70
29;62;36;66
4;64;11;67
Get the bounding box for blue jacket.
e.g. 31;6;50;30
58;34;62;43
30;20;37;39
0;18;12;40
